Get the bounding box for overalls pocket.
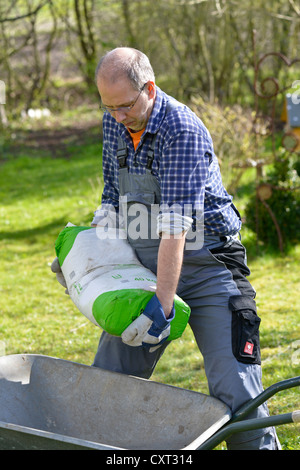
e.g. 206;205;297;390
229;295;261;365
125;191;156;206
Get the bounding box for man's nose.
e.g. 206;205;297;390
114;110;127;123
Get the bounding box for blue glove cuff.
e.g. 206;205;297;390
143;294;175;329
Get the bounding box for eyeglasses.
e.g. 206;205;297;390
100;83;147;114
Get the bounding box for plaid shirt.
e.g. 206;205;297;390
95;86;241;237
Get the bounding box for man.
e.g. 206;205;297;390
53;47;280;449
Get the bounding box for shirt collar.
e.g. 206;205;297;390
144;86;167;135
118;86;167;143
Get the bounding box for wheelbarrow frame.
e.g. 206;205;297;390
0;354;299;450
194;375;300;450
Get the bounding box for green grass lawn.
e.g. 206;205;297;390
0;116;299;450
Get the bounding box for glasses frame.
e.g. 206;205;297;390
100;83;147;114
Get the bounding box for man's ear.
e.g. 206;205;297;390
146;81;156;100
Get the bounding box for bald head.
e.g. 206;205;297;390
95;47;155;91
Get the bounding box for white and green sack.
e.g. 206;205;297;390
55;224;190;341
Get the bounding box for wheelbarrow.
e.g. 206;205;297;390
0;354;299;450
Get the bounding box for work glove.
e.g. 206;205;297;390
121;294;175;352
51;257;69;294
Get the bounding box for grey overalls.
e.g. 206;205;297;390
93;118;279;450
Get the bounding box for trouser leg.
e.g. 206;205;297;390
178;242;280;450
188;303;280;450
92;330;169;379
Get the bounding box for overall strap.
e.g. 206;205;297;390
117;98;178;170
117;133;156;171
117;135;128;168
146;134;156;170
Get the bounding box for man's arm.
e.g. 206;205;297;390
155;232;186;318
121;232;186;348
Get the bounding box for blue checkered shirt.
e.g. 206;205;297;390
95;86;241;237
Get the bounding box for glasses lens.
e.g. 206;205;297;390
100;84;147;114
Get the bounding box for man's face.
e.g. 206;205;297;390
98;76;156;132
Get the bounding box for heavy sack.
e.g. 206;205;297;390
55;224;190;341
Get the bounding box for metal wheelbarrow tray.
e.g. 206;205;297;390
0;354;299;450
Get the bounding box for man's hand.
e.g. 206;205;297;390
51;257;69;294
121;294;175;351
122;234;185;351
121;314;153;347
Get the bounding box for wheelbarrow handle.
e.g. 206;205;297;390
196;376;300;450
197;409;300;450
292;410;300;424
231;375;300;423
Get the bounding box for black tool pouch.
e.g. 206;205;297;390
229;295;261;365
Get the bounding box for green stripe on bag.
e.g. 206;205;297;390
92;289;190;340
55;226;91;266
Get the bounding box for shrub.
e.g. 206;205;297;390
190;96;257;194
245;152;300;251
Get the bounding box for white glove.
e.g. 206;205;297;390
142;326;171;346
121;295;174;352
51;257;69;294
121;314;153;347
121;313;171;353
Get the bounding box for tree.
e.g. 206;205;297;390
0;0;57;118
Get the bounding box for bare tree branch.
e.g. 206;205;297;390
0;0;49;23
289;0;300;17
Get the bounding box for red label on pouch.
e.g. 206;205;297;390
244;341;254;355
